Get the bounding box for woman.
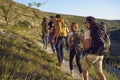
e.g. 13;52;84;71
41;17;49;49
67;22;83;79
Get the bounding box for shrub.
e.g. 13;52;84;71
18;20;31;27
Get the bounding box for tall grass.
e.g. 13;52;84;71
0;28;72;80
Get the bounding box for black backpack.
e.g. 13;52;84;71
90;22;111;55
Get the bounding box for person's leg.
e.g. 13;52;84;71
42;33;45;47
60;39;64;63
97;72;106;80
55;38;61;64
76;50;82;73
83;70;89;80
94;56;106;80
49;34;56;53
45;34;49;49
69;49;75;76
51;43;56;53
76;50;84;79
81;54;96;80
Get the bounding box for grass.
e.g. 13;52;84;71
89;66;119;80
0;27;72;80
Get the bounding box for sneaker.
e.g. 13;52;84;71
70;70;74;76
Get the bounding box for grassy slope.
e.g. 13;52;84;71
0;27;72;80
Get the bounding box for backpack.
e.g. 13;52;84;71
54;18;61;37
90;22;111;55
54;18;68;37
70;31;82;50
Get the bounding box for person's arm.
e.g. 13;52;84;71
83;39;91;49
67;35;71;48
83;30;91;49
67;32;73;48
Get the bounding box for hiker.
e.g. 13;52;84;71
53;14;68;66
41;17;49;49
82;16;108;80
67;22;83;79
48;16;56;54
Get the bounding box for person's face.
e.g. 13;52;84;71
85;21;90;28
50;17;54;21
49;17;52;21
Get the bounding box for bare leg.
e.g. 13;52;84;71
97;72;106;80
83;70;89;80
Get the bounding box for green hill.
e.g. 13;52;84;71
0;0;120;29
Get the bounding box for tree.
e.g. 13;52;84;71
28;0;48;8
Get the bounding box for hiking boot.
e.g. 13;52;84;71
70;70;74;76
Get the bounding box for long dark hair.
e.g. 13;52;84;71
42;17;47;26
55;14;61;18
86;16;95;23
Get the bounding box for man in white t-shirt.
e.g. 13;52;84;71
82;16;106;80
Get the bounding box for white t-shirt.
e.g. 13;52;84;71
84;29;90;39
67;32;73;46
68;32;73;37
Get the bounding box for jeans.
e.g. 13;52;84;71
42;33;49;48
49;33;56;53
50;43;56;53
69;49;82;73
55;37;64;63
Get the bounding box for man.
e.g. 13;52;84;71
54;15;68;66
82;16;106;80
48;16;56;54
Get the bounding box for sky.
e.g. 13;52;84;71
13;0;120;20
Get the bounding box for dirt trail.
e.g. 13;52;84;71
36;40;84;80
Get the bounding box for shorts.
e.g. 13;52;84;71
81;54;104;73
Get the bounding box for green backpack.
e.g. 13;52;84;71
70;31;82;50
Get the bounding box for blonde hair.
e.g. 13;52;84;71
70;22;79;32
